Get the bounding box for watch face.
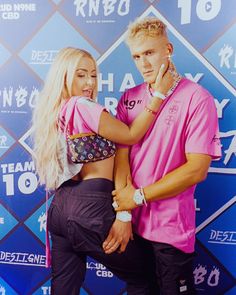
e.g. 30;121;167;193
133;190;143;205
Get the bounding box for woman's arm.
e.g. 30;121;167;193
98;63;174;145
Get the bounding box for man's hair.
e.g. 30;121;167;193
126;17;167;45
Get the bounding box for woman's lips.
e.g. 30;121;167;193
83;90;92;97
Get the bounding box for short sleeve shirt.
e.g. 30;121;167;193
116;78;221;253
56;96;106;188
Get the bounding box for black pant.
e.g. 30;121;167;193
135;235;196;295
47;178;159;295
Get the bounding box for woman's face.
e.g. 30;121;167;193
71;56;97;99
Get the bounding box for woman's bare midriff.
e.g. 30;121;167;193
72;156;115;181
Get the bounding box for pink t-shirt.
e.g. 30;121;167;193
116;78;221;253
55;96;106;188
59;96;106;135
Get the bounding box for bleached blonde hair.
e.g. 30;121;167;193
126;17;167;45
32;47;97;190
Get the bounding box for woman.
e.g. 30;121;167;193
32;47;174;295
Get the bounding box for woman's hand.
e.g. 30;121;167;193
151;61;179;97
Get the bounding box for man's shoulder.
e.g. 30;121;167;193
180;78;211;96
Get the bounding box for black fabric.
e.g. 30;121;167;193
48;178;159;295
135;235;196;295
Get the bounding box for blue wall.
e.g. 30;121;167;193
0;1;235;294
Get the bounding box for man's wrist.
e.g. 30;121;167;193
151;90;166;100
133;187;147;206
116;211;132;222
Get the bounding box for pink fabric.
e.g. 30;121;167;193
59;96;106;135
116;78;221;253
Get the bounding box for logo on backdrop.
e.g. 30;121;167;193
204;22;236;88
73;0;131;19
1;160;37;197
219;44;236;74
193;242;235;294
197;198;236;278
194;264;220;288
209;229;236;245
0;127;16;158
0;1;53;50
154;0;236;51
87;261;114;278
0;147;45;220
0;250;46;267
25;197;53;244
60;0;149;52
0;85;39;113
19;13;99;80
0;3;36;20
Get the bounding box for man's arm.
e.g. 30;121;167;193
114;148;131;189
113;153;212;211
102;148;133;254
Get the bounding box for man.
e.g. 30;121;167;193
103;17;221;295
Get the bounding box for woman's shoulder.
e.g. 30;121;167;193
75;96;100;108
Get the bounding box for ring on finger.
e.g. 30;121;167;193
112;200;119;209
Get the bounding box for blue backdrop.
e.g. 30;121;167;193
0;1;235;294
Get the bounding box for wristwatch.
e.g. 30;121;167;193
151;90;166;100
116;211;132;222
133;189;146;206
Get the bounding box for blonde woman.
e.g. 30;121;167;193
32;47;174;295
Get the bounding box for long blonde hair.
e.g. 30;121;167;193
32;47;96;190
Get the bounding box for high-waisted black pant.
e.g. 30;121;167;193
47;178;158;295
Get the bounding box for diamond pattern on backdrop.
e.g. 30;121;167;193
0;145;45;219
0;1;54;51
193;241;235;294
0;126;16;158
204;22;236;89
0;58;41;138
0;43;11;67
197;197;236;277
59;0;150;53
153;0;236;52
0;226;51;294
25;196;53;244
83;257;126;295
0;277;18;295
0;203;18;240
19;12;99;80
0;1;235;294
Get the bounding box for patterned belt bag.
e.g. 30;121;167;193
67;132;116;164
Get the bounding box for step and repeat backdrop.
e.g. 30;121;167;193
0;0;236;294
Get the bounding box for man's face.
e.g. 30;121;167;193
129;35;172;86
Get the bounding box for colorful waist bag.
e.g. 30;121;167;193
67;132;116;163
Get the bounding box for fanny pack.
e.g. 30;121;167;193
67;132;116;164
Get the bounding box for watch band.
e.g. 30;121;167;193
151;90;166;100
133;187;147;206
140;186;147;206
116;211;132;222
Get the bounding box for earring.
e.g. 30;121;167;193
168;54;172;61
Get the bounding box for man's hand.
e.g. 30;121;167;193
112;175;137;211
102;219;133;254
